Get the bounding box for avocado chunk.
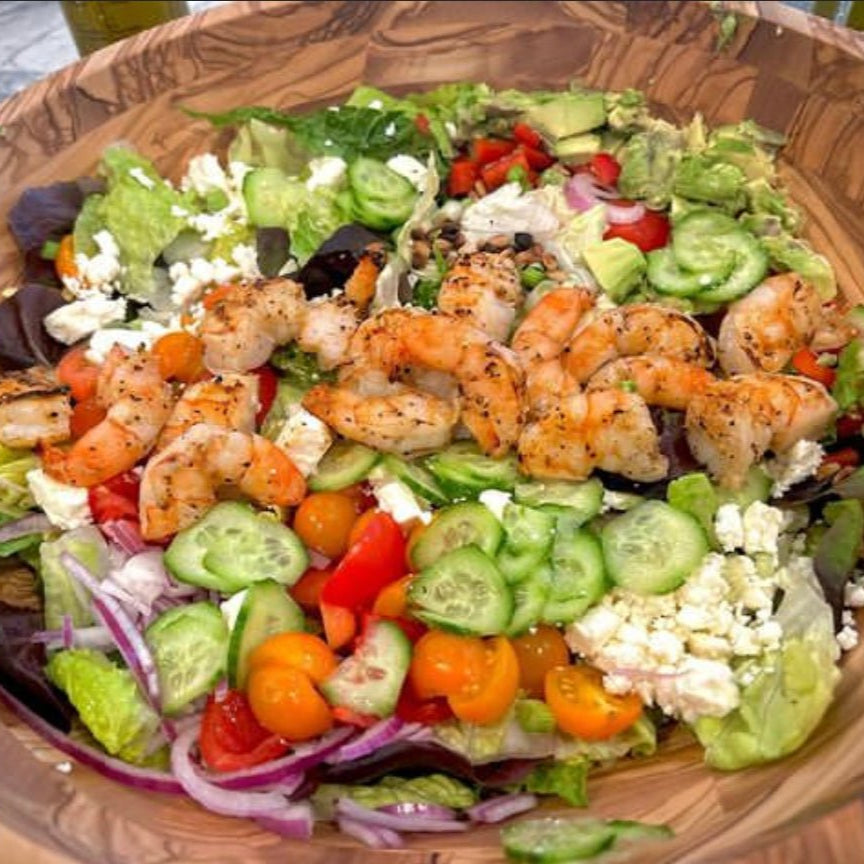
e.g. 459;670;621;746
552;133;602;163
524;92;606;142
759;233;836;300
583;238;646;302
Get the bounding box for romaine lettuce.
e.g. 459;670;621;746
832;338;864;411
524;758;590;807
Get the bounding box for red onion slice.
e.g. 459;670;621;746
378;801;458;820
0;512;51;543
328;716;405;763
31;625;115;650
563;174;602;212
336;798;468;834
467;793;538;823
255;803;314;839
338;816;403;848
605;201;646;225
61;614;74;650
100;520;147;556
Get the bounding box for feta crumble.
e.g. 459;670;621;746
305;156;347;191
273;407;334;478
764;440;824;498
68;230;122;296
26;469;92;530
366;467;432;526
85;320;169;364
386;155;429;191
478;489;512;521
43;296;127;345
741;500;786;557
837;609;859;652
128;167;155;189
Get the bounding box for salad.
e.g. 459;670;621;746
0;80;863;859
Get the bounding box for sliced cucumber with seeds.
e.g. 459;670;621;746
309;441;380;492
381;454;449;505
164;502;308;594
227;580;306;689
505;566;552;637
514;478;603;522
146;602;228;715
409;545;513;636
409;501;503;571
425;442;520;499
496;503;556;584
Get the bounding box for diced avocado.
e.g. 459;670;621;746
604;88;649;132
672;154;746;212
745;178;801;232
583;238;646;303
524;92;606;142
716;466;772;509
704;137;775;182
617;125;683;207
760;233;836;300
552;133;602;163
711;119;786;151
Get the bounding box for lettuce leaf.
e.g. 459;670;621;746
0;444;38;520
832;338;864;412
524;757;589;807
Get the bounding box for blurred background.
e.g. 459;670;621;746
0;1;859;103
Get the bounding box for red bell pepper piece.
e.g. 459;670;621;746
447;158;479;197
518;144;555;171
470;137;517;165
603;210;671;253
88;470;140;524
589;152;622;186
822;447;861;469
512;122;543;149
252;365;279;426
791;347;837;388
481;149;533;192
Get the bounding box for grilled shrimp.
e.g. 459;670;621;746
716;273;849;375
511;286;595;409
302;370;459;456
685;373;836;489
0;367;71;448
140;423;306;541
296;296;361;371
586;356;716;411
157;373;259;449
340;308;524;456
437;252;523;342
518;389;668;482
44;347;173;487
564;304;715;383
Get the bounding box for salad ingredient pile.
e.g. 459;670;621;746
1;80;863;856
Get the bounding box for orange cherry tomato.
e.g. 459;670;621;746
544;665;643;741
248;632;337;684
372;575;413;619
69;397;107;439
57;344;100;402
151;331;205;383
290;567;332;611
54;234;78;281
511;625;571;698
346;508;379;549
246;664;333;741
321;601;356;651
408;631;487;700
293;492;360;559
448;637;520;726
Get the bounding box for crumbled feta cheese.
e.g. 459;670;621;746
168;256;241;308
187;210;233;242
383;122;396;138
367;467;432;526
220;589;248;632
386;155;429;191
128;167;155;189
478;489;512;521
837;609;859;652
85;321;168;364
182;153;228;197
43;296;127;345
764;440;824;498
232;243;260;279
69;230;122;296
26;469;92;530
714;503;744;552
367;99;384;110
601;490;642;513
741;500;786;557
273;407;334;477
305;156;348;191
845;575;864;608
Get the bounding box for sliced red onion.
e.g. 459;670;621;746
563;173;602;212
269;773;305;796
606;201;646;224
212;726;354;791
467;793;538;823
0;683;183;795
61;614;74;650
378;801;458;820
336;798;468;834
404;724;435;742
170;726;289;817
100;520;147;556
307;549;332;570
0;512;52;543
327;716;405;763
31;625;115;650
255;803;314;839
338;816;403;849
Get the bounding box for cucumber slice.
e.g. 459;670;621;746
542;517;607;624
409;502;504;571
696;232;768;303
425;442;520;499
381;454;449;506
505;566;552;637
227;580;306;690
320;619;411;717
165;502;308;594
348;158;418;231
646;246;732;297
601;500;708;595
308;441;380;492
243;167;294;228
409;545;513;635
496;503;556;584
514;478;603;522
145;602;228;715
501;818;617;862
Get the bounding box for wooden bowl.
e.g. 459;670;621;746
2;2;864;861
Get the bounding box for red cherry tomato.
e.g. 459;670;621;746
87;470;140;524
253;365;279;426
589;152;622;186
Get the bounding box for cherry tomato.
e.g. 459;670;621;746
545;665;642;741
320;600;356;651
471;137;517;165
248;632;337;684
293;492;360;559
57;344;100;402
247;664;333;741
823;447;861;469
340;483;377;513
151;331;205;383
69;397;106;439
54;234;78;281
836;411;864;440
603;210;670;253
449;637;520;726
408;631;487;700
198;690;289;773
791;347;836;388
396;678;454;725
447;158;479;198
589;152;622;187
87;470;140;524
290;567;332;611
511;625;571;698
253;365;279;426
372;574;413;619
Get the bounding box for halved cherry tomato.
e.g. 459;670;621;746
151;331;205;383
320;511;407;608
396;679;454;725
340;483;376;513
471;137;517;165
290;567;332;611
389;616;427;643
836;411;864;440
589;152;622;187
321;600;356;651
447;158;479;197
198;689;289;773
253;365;279;425
372;574;413;618
202;282;238;310
57;344;100;402
545;665;642;741
603;210;670;253
346;507;379;548
481;150;532;192
792;347;836;388
54;234;78;281
448;637;520;725
823;447;861;469
248;632;337;684
293;492;360;559
519;144;555;171
69;397;106;439
408;631;487;700
513;122;543;149
247;664;333;741
87;470;140;524
511;625;570;698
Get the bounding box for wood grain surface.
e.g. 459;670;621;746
2;1;864;862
